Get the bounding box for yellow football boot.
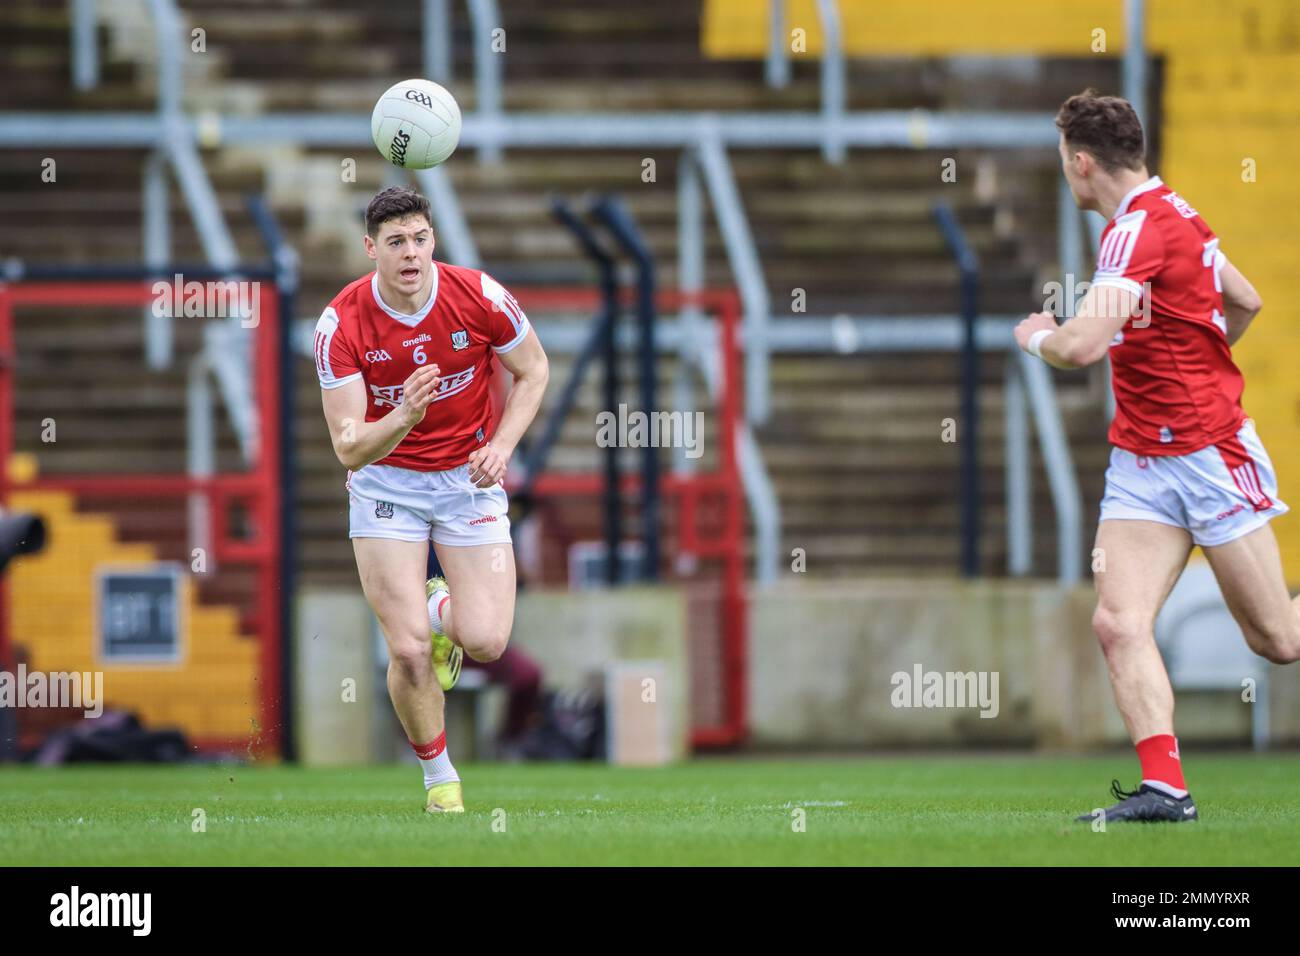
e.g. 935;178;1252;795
425;781;465;814
425;576;462;692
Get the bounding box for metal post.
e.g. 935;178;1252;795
143;149;172;369
146;0;183;120
1057;178;1082;299
1017;351;1083;585
676;149;704;482
519;198;623;564
1005;359;1031;575
247;194;299;762
765;0;790;88
186;352;215;575
71;0;100;92
816;0;846;164
1123;0;1147;128
933;203;980;577
467;0;503;162
424;0;452;84
592;196;660;583
695;127;770;424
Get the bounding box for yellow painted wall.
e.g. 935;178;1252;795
7;488;260;741
704;0;1300;578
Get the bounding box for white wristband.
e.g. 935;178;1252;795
1026;328;1053;359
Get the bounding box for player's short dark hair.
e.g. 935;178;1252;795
1055;89;1145;174
365;185;432;237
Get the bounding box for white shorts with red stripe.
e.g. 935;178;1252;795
1100;420;1288;547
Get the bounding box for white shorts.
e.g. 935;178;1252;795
1100;420;1289;547
347;462;512;547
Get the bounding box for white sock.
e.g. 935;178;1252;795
1142;778;1189;799
411;734;459;790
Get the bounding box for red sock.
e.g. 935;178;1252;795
410;732;446;761
1136;734;1186;792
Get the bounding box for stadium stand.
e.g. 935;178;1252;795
6;1;1300;752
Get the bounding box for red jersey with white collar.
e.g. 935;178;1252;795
314;263;531;471
1089;176;1245;456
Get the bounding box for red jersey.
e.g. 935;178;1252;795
314;263;531;471
1091;175;1245;456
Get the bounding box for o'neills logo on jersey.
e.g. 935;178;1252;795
468;515;498;526
402;334;432;348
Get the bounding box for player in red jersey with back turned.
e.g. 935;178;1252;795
315;186;549;813
1015;90;1299;823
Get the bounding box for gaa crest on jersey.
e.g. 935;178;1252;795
375;501;395;519
450;329;469;351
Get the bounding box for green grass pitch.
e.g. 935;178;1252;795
2;754;1297;865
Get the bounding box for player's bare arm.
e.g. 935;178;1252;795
1013;283;1137;370
1219;258;1263;346
467;328;549;488
321;362;441;470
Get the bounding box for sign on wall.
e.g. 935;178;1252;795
95;564;185;664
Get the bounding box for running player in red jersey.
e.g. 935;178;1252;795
314;186;549;813
1015;90;1299;823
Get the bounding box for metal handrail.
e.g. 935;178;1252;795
466;0;503;161
765;0;789;89
424;0;452;83
1005;349;1084;585
144;0;182;119
591;196;662;581
692;129;771;426
415;165;481;267
1124;0;1148;127
71;0;99;91
933;203;981;577
816;0;846;164
0;110;1060;149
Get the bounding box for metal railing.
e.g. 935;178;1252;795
70;0;98;91
424;0;452;83
765;0;789;89
933;203;981;578
817;0;846;164
689;129;772;426
1124;0;1148;127
415;165;481;267
38;0;1118;588
680;142;780;584
765;0;848;163
1004;349;1084;585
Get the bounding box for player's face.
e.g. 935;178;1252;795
366;215;435;299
